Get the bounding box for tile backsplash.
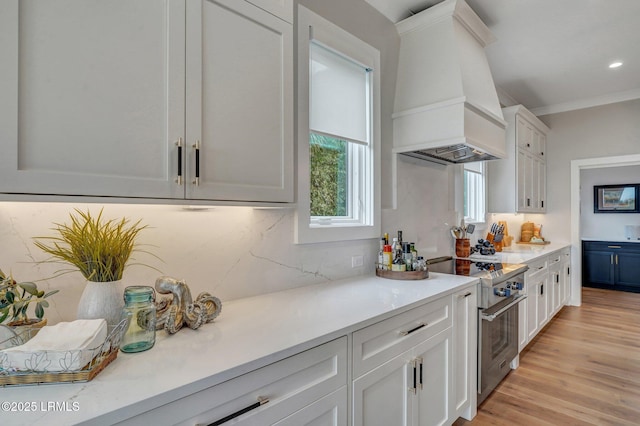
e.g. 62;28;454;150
0;157;456;325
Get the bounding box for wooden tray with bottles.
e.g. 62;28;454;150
375;268;429;280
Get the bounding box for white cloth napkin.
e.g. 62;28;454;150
0;319;108;372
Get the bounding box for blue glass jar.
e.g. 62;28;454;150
120;286;156;353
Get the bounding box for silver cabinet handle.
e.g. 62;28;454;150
399;323;426;336
175;137;183;186
615;254;619;265
610;254;614;264
192;139;201;186
608;245;622;249
202;396;269;426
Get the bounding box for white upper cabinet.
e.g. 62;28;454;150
185;0;293;202
0;0;293;203
488;105;549;213
0;0;186;199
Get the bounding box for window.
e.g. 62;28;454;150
296;7;380;243
464;162;486;223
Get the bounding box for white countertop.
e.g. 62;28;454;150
488;241;571;264
581;237;640;243
0;272;478;426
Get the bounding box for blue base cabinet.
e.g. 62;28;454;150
582;241;640;292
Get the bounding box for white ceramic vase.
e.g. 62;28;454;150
77;280;125;327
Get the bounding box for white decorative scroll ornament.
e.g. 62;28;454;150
154;276;222;335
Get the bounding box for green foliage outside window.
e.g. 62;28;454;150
310;133;348;217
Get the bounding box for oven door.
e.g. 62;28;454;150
478;294;526;404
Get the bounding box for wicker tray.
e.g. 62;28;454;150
0;320;126;387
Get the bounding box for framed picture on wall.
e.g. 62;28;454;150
593;184;640;213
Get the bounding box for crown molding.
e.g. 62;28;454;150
531;88;640;116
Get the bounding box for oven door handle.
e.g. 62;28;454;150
480;294;527;322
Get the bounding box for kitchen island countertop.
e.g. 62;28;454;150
0;272;478;425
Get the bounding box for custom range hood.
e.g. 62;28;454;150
392;0;507;164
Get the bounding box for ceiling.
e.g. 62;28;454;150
365;0;640;116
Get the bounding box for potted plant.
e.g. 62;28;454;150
34;208;151;326
0;269;58;337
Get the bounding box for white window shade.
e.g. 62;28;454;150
310;42;369;145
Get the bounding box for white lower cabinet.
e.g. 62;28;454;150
519;247;571;352
352;285;477;426
525;258;548;343
453;287;477;420
352;329;452;426
115;285;478;426
116;337;347;426
561;247;571;305
548;253;563;317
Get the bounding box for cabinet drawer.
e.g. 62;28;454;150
352;296;452;378
118;337;347;426
583;241;640;254
526;258;547;279
548;251;562;266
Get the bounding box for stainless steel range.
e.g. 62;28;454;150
428;257;528;405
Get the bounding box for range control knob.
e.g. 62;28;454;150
507;281;523;290
493;288;511;297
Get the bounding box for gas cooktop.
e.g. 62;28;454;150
427;257;528;286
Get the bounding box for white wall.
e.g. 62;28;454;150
538;99;640;241
580;165;640;240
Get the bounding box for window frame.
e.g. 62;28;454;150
463;162;486;224
295;6;380;244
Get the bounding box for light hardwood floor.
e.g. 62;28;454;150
454;287;640;425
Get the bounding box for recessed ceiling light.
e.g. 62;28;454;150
609;61;623;69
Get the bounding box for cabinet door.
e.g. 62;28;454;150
526;280;539;341
537;276;549;328
615;251;640;288
530;156;540;211
516;149;530;211
352;350;413;426
537;133;546;158
516;117;532;152
453;288;477;420
536;157;546;211
583;250;615;286
185;0;293;202
0;0;186;199
562;257;571;305
415;329;453;426
549;266;562;315
352;329;452;426
526;274;548;341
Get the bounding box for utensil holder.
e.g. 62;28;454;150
455;238;470;257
